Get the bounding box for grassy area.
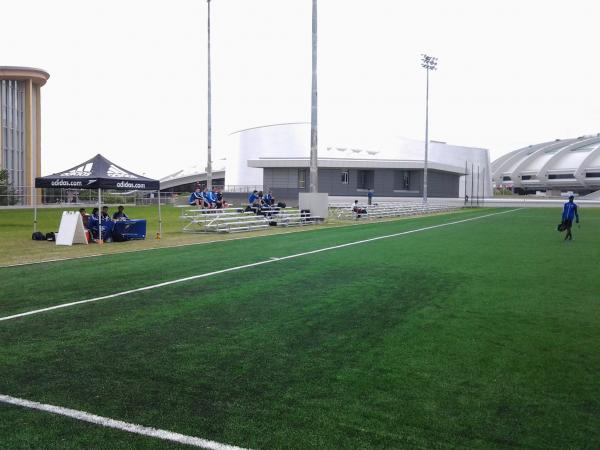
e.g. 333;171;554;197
0;205;214;266
0;205;359;267
1;208;599;449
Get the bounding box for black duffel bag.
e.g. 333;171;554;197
32;231;45;241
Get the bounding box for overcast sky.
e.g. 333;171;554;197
4;0;600;178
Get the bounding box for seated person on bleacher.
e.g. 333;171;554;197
209;187;219;209
352;200;367;218
248;190;260;206
204;187;216;209
189;188;206;207
263;190;275;206
215;188;228;208
112;205;129;221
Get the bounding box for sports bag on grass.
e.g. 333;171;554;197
32;231;45;241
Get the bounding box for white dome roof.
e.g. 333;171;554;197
492;134;600;191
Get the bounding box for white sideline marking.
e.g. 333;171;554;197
0;394;250;450
0;209;519;323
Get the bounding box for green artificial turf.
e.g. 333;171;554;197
1;207;599;449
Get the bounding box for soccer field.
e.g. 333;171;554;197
1;207;599;449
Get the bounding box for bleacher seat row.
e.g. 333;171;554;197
181;207;321;233
331;202;459;220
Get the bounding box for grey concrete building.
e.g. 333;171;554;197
161;122;491;200
243;123;490;199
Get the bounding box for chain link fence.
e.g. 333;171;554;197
0;185;265;207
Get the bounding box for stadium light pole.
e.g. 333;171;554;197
309;0;318;193
206;0;213;190
421;54;437;204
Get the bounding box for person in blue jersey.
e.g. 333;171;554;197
208;187;220;209
215;188;227;208
561;195;580;241
248;190;259;206
263;189;275;206
247;190;262;214
189;187;205;207
203;187;216;209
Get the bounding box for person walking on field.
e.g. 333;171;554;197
367;188;373;205
561;195;580;241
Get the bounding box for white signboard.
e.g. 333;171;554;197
56;211;88;246
299;192;329;219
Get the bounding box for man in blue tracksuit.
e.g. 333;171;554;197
203;188;216;208
248;190;259;206
189;187;205;207
263;190;274;206
561;195;580;241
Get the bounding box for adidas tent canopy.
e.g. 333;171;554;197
34;154;162;240
35;154;159;190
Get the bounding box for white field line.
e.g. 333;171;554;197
0;208;519;323
0;394;250;450
0;208;473;269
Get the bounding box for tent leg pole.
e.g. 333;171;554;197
157;189;162;239
98;188;102;243
33;189;38;233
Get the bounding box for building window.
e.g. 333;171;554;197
586;172;600;178
0;80;25;188
298;169;307;189
394;170;411;190
502;176;512;181
357;170;374;189
547;174;575;179
521;175;533;180
341;170;349;184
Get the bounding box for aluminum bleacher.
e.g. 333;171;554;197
181;207;321;233
331;201;459;220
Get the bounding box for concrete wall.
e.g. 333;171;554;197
263;167;459;198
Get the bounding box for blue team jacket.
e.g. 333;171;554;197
562;202;579;222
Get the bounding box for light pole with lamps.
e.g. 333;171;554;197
421;54;437;203
206;0;213;190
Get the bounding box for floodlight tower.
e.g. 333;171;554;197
309;0;318;193
421;54;437;203
206;0;213;190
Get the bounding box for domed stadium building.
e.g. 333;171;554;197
492;134;600;196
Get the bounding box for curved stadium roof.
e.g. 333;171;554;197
492;134;600;192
